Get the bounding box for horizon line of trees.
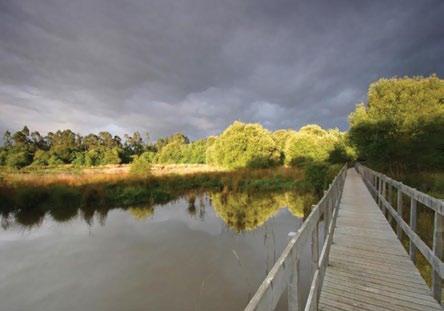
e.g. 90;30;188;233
0;121;355;170
1;75;443;175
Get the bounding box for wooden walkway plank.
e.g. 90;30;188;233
319;168;443;311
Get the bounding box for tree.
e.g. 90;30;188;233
272;129;295;164
284;125;340;167
207;121;280;169
32;150;50;166
48;130;80;163
156;141;185;164
349;75;444;174
5;150;31;168
181;139;207;164
155;133;189;151
124;132;144;156
101;147;122;165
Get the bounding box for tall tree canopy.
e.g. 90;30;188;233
207;121;280;169
349;75;444;174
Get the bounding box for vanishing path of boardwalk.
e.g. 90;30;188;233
319;169;442;311
245;165;444;311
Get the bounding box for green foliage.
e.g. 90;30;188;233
155;132;189;151
101;147;122;165
48;129;79;163
349;75;444;174
284;125;340;167
181;139;207;164
72;152;86;166
48;154;64;166
32;150;50;166
305;162;342;194
130;152;153;176
207;121;280;169
156;141;186;164
272;129;295;164
328;135;357;164
205;136;218;165
0;149;8;166
5;150;32;169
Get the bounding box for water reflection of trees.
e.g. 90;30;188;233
128;206;154;220
211;192;314;232
0;202;156;229
0;190;313;231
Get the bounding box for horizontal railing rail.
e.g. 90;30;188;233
244;165;347;311
355;163;444;304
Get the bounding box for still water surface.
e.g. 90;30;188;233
0;191;314;311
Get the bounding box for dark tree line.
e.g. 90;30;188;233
0;128;201;168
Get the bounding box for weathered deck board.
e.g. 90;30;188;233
319;168;443;311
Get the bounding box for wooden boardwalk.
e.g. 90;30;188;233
319;168;442;311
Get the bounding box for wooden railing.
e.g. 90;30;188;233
356;163;444;304
244;165;347;311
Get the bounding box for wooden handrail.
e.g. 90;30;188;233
244;165;347;311
355;163;444;304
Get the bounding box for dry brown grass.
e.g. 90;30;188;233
0;164;228;187
0;164;305;191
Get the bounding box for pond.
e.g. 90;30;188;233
0;191;316;311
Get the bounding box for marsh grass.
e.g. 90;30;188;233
0;165;311;218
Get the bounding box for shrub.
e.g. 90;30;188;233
155;141;185;164
130;152;153;176
0;149;8;166
181;139;207;164
6;150;32;168
32;150;50;166
284;125;340;167
101;147;122;165
207;121;280;169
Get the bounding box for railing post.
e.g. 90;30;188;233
312;222;319;275
382;179;386;214
376;176;380;205
324;195;330;243
397;187;403;239
409;198;417;263
387;183;393;220
432;211;444;304
288;258;301;311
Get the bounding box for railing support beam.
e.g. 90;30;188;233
432;212;444;303
397;188;403;239
410;198;417;263
288;259;301;311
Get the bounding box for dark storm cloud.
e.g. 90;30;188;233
1;0;443;139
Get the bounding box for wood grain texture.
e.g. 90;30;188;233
319;168;443;311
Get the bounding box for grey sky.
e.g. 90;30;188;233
1;0;443;140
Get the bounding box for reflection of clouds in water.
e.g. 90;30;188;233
0;191;310;310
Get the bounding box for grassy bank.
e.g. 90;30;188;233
0;165;318;214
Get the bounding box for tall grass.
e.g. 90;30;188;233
0;166;310;215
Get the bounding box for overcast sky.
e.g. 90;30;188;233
1;0;443;140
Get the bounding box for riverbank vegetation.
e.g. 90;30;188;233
1;74;443;215
0;165;323;216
